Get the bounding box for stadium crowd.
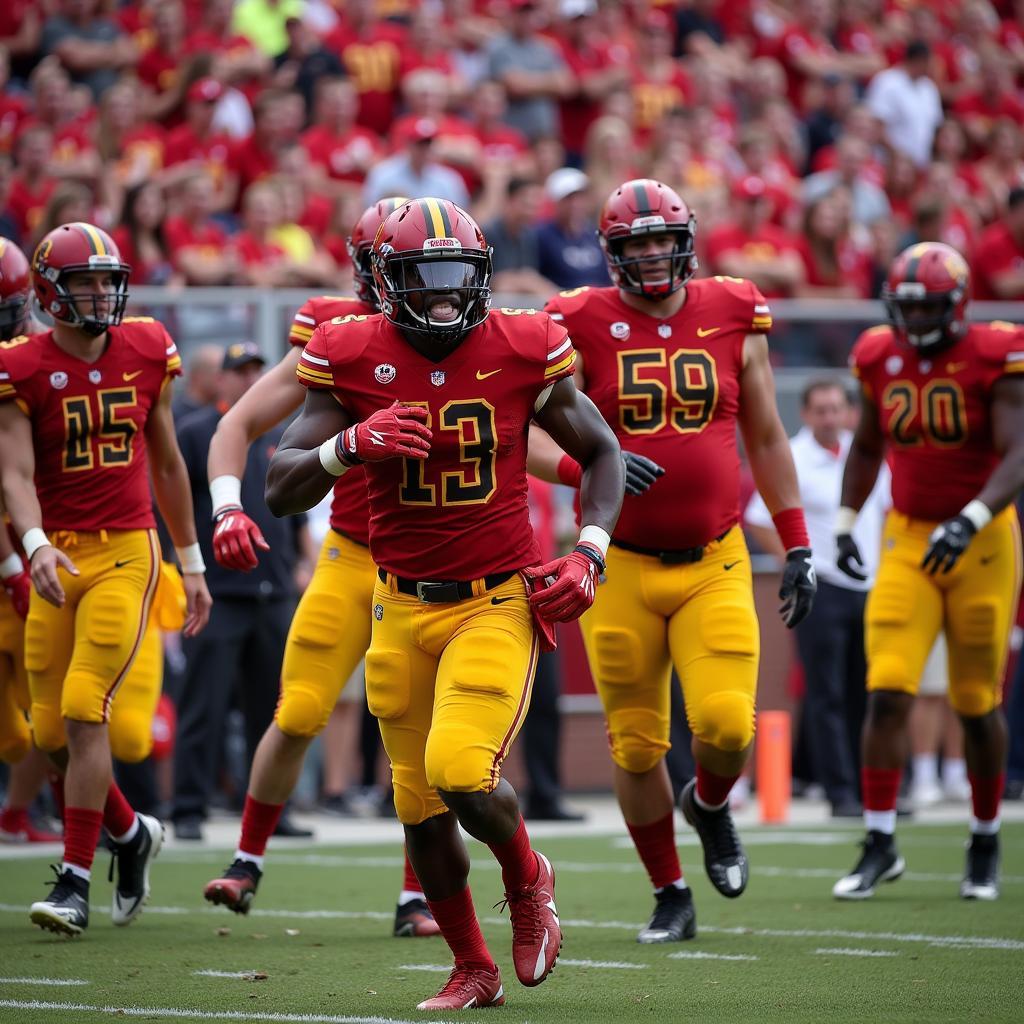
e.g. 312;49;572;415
0;0;1023;307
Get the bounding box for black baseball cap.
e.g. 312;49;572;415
222;341;266;371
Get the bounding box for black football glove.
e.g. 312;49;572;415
836;533;868;582
921;514;975;575
621;451;665;496
779;547;816;628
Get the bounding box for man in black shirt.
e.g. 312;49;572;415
171;343;313;840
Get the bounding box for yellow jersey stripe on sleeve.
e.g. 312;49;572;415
545;351;577;379
1004;360;1024;374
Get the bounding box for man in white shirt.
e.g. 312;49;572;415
746;379;889;817
864;40;943;169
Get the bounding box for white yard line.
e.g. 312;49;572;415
396;965;449;973
668;951;759;962
0;1000;456;1024
814;948;899;958
192;969;261;979
559;959;647;969
0;978;89;986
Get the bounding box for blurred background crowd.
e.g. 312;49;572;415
1;0;1023;315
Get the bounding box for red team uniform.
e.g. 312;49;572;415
545;278;770;776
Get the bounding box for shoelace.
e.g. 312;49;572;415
494;886;546;943
43;863;79;900
435;966;486;1000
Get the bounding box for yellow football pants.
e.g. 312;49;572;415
867;508;1022;716
25;529;160;752
0;601;30;763
581;527;760;773
275;531;377;738
366;571;539;825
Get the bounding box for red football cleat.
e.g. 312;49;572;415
0;812;61;844
203;859;261;914
393;897;441;937
416;964;504;1010
503;851;561;987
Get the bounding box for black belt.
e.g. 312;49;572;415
610;529;731;565
377;567;516;604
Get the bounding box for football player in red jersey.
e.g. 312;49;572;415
201;199;442;938
834;242;1024;902
268;198;624;1011
532;179;815;944
0;222;212;936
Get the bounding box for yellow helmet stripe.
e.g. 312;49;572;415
78;223;108;257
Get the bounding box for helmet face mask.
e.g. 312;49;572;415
0;293;28;340
372;199;492;359
57;268;130;337
599;179;698;299
882;242;970;355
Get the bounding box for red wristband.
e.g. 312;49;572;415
556;454;583;489
772;507;810;550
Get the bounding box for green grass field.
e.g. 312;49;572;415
0;821;1021;1024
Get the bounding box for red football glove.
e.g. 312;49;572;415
522;542;604;623
2;564;31;619
213;506;270;572
337;401;431;465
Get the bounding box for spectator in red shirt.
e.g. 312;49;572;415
319;189;362;284
552;0;630;163
6;125;58;244
705;175;806;298
273;142;332;241
974;186;1024;300
0;48;28;157
467;79;530;171
164;169;239;284
630;9;694;145
796;190;872;298
30;180;94;253
734;122;800;227
233;181;297;287
323;2;407;130
301;76;382;192
163;77;235;211
95;80;165;198
136;0;190;123
271;15;344;115
398;6;466;102
898;184;977;267
187;0;270;100
971;118;1024;225
228;87;297;210
112;180;182;287
22;63;101;184
582;115;640;213
0;153;21;244
953;47;1024;152
0;0;43;71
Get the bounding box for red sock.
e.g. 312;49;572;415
968;771;1004;824
238;795;284;858
488;816;538;891
63;807;103;873
0;806;29;832
403;847;423;895
103;782;136;839
426;886;494;970
626;812;682;890
695;765;738;810
49;772;65;821
862;767;902;811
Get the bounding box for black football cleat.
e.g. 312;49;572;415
833;830;905;900
110;813;163;926
960;832;999;901
204;858;262;914
680;779;749;898
637;886;696;943
393;897;442;937
30;865;89;936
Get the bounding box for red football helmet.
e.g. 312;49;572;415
599;178;698;298
0;237;31;340
372;198;492;355
882;242;970;352
347;196;408;309
32;221;130;336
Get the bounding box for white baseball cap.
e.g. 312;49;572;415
546;167;590;203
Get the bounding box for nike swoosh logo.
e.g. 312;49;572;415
723;561;741;571
123;370;143;381
534;930;549;981
490;595;518;605
696;327;719;338
476;369;502;380
946;362;968;373
114;559;135;568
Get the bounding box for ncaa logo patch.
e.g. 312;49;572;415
89;369;102;384
658;324;672;338
430;370;446;387
49;371;68;390
375;362;396;384
373;603;384;621
610;321;630;340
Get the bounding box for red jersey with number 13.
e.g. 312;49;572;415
545;277;771;549
0;318;182;531
289;294;372;545
297;308;576;580
850;321;1024;521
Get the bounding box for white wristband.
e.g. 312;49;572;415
176;543;206;574
960;499;992;532
835;506;858;535
22;528;50;562
579;525;611;558
319;434;350;477
210;474;242;513
0;552;23;578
